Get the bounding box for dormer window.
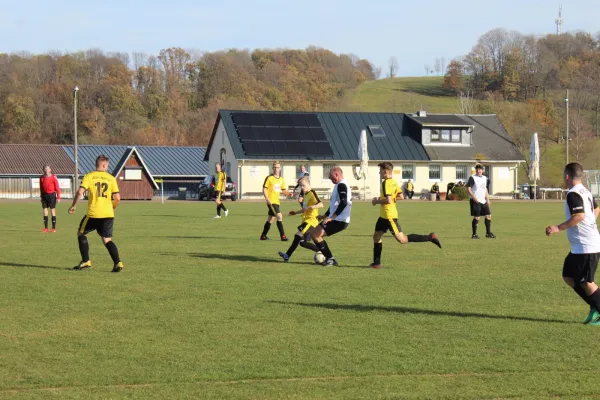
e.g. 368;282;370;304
368;125;386;137
431;128;462;143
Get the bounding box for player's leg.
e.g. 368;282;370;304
275;206;287;241
74;216;93;270
261;205;276;240
311;224;333;264
563;253;597;324
220;193;228;216
371;228;385;269
279;224;308;261
470;200;481;238
393;219;442;248
100;219;123;272
299;228;319;252
215;193;222;217
50;196;57;231
42;206;49;231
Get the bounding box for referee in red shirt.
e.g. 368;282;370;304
40;165;60;232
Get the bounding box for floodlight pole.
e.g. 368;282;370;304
565;89;569;165
74;86;79;196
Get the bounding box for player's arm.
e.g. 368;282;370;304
372;181;393;205
594;198;599;219
69;187;86;213
262;176;271;205
327;183;348;221
546;192;585;235
54;176;61;201
281;179;291;197
112;192;121;209
466;177;477;202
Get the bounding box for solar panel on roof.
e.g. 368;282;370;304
304;114;321;127
280;127;300;141
237;126;255;140
312;141;334;156
309;127;327;141
257;140;274;154
273;114;294;127
232;113;264;126
252;127;269;140
261;113;279;126
289;114;307;126
270;141;287;154
242;140;260;154
264;127;281;140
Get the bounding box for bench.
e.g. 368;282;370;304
539;188;567;200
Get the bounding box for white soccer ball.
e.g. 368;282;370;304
314;251;326;264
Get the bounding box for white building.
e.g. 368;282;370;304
204;110;525;199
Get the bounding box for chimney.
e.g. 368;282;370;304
416;110;427;117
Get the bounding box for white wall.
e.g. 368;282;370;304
207;121;239;196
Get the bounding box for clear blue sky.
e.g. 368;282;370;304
3;0;599;76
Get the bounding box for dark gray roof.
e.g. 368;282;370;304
424;115;525;161
62;146;209;176
0;145;75;175
407;114;474;127
212;110;430;161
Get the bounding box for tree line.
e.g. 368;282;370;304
0;47;376;145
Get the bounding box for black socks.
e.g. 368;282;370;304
262;221;271;237
104;241;121;264
485;219;491;234
407;234;430;243
472;219;478;235
52;216;56;229
78;235;90;262
373;242;383;264
44;216;48;229
276;221;285;237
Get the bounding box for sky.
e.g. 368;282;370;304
2;0;599;76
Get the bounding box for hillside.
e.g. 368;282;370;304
337;76;466;113
339;76;600;188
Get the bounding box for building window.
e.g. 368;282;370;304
431;128;462;143
401;164;414;180
220;148;226;166
367;125;386;137
429;164;441;181
455;164;469;181
124;168;142;180
322;163;336;179
296;164;310;179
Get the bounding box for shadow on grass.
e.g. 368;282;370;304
160;252;277;264
0;262;72;271
267;301;576;325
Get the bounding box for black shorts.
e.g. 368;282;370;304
322;220;349;237
375;217;402;235
470;200;491;217
267;203;281;216
563;252;600;283
78;216;114;238
297;221;317;236
215;190;222;200
41;193;57;209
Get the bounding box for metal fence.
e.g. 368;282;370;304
153;180;202;200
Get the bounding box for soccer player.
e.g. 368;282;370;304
213;163;229;219
546;162;600;325
406;179;414;199
371;162;442;269
40;165;60;232
261;161;291;241
278;176;322;262
294;165;309;205
68;155;124;272
467;164;496;239
311;166;351;266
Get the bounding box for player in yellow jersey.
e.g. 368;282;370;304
278;176;323;262
68;155;124;272
370;162;441;269
213;163;229;219
260;161;292;241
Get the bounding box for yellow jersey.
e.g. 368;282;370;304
380;178;400;219
407;182;413;191
216;171;226;192
80;171;119;218
263;175;286;205
302;189;322;227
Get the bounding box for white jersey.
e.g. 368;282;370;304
564;183;600;254
328;178;352;223
467;174;488;204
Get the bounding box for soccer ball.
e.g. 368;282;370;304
314;251;326;264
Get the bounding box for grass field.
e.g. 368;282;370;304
2;200;600;399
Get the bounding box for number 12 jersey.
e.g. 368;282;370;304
80;171;120;218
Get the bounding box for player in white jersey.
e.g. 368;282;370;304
546;163;600;325
311;166;352;266
467;164;496;239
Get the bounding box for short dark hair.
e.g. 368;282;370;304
378;162;394;171
96;155;109;167
475;164;484;170
565;162;584;179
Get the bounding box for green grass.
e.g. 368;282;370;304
338;77;468;114
2;200;600;399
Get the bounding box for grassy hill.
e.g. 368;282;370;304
338;76;464;113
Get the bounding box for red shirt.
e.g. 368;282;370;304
40;174;61;199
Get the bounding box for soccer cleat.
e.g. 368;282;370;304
42;228;49;233
471;234;480;239
430;233;442;249
584;308;599;324
111;262;124;273
280;235;289;242
260;235;270;240
590;315;600;326
324;258;339;267
224;210;229;217
51;228;56;233
278;251;290;262
73;260;92;270
370;263;382;269
213;215;221;219
486;233;497;238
